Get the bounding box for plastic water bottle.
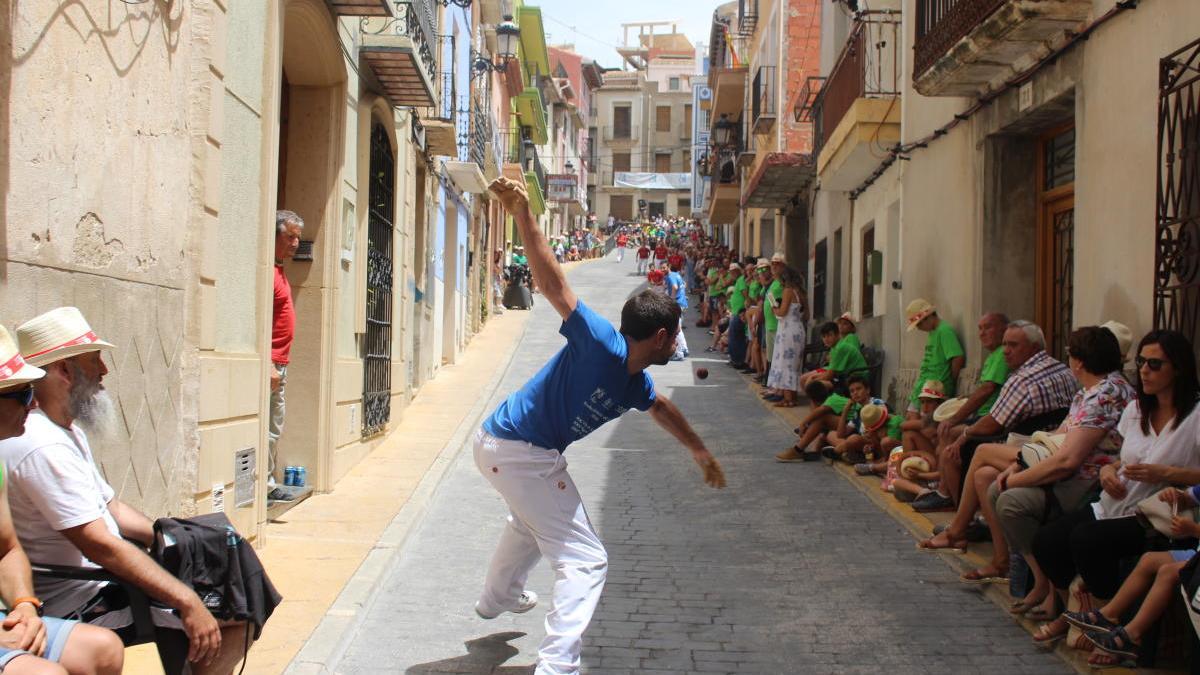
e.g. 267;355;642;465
1009;551;1030;598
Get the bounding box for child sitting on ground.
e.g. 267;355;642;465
823;376;893;465
1063;486;1200;667
856;380;945;479
775;381;855;462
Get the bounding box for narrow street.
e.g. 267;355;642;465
312;255;1068;674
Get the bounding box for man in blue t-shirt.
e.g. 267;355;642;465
479;178;726;675
664;263;689;361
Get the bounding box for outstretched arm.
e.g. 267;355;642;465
648;394;726;488
490;177;578;320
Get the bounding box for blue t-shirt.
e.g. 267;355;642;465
482;301;657;452
665;271;688;309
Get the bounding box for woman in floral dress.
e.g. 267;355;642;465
767;267;810;407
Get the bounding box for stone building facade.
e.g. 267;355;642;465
2;0;534;543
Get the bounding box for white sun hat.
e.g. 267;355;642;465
17;307;114;367
0;326;45;391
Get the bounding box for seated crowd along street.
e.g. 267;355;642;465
611;213;1200;669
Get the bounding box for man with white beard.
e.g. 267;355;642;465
0;308;252;674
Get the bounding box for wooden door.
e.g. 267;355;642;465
1035;124;1075;361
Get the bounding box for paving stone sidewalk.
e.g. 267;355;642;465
323;253;1069;674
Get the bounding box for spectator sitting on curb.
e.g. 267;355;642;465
905;299;965;419
858;380;946;478
881;384;948;502
822;375;888;464
775;382;856;462
932;312;1011;455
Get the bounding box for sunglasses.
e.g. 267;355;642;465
0;386;34;407
1135;356;1168;372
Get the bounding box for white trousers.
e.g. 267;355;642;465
615;246;625;262
473;430;608;675
674;317;689;359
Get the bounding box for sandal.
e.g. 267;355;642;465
773;400;797;408
916;531;967;554
1063;609;1119;633
959;567;1008;585
1031;618;1068;646
1085;626;1139;660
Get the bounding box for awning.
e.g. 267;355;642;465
741;152;814;208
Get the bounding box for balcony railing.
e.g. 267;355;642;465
737;0;758;37
914;0;1005;81
811;16;899;158
437;70;455;122
603;125;640;142
751;65;776;134
499;127;527;165
469;98;492;170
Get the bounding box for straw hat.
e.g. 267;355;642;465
755;258;770;269
770;252;786;264
837;312;857;327
918;380;947;400
905;298;936;332
900;456;931;480
17;307;114;367
728;262;741;271
932;397;968;423
0;326;45;392
1100;320;1133;362
860;403;889;433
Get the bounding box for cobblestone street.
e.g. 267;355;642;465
315;256;1070;674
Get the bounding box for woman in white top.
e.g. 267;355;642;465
1030;329;1200;642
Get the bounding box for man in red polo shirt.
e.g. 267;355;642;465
615;231;628;263
271;210;303;491
636;241;651;276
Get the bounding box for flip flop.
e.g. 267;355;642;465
959;568;1008;585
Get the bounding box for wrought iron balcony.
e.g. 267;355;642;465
360;0;439;109
913;0;1091;96
810;16;899;162
751;65;776;135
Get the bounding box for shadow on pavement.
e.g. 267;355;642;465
405;632;534;674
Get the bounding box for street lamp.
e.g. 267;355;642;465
713;114;735;146
471;16;521;78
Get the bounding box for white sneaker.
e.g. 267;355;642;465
474;591;538;619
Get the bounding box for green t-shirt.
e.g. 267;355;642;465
727;277;748;313
975;346;1011;417
910;320;966;404
829;334;868;374
512;253;527;265
763;279;784;331
884;415;904;442
823;393;851;415
706;269;719;294
748;280;762;302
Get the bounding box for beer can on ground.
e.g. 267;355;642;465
295;466;307;488
284;466;297;487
